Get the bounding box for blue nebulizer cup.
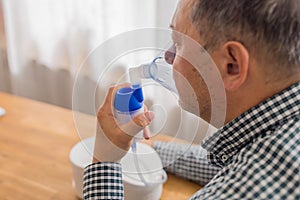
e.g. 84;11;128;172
114;87;144;124
114;86;145;150
114;86;144;129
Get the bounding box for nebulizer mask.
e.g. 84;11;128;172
129;56;178;94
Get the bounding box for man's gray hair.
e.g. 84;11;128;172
191;0;300;70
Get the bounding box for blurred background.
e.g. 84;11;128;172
0;0;177;114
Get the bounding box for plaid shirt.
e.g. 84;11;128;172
83;82;300;200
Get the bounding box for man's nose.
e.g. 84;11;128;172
164;44;176;65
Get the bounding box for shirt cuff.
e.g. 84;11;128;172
83;162;124;200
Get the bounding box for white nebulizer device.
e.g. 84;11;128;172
114;56;176;186
114;56;177;149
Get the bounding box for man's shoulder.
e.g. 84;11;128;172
236;116;300;165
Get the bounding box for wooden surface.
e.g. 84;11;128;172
0;92;201;199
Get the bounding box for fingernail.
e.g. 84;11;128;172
144;128;150;139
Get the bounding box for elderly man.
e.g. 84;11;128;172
83;0;300;199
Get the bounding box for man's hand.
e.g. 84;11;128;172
93;84;154;163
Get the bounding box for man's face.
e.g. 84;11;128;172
165;0;213;122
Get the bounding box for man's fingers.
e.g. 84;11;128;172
144;105;148;112
145;111;155;122
119;111;155;137
133;111;155;128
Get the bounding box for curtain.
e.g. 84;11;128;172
0;0;216;143
0;0;177;112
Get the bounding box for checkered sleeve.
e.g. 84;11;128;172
83;162;124;200
153;141;221;185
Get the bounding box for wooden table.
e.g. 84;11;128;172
0;92;201;199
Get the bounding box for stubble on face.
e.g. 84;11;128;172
171;0;212;121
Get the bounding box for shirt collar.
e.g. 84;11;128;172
202;82;300;167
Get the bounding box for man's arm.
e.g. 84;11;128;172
83;162;124;200
154;141;221;185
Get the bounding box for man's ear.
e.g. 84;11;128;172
221;41;249;91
